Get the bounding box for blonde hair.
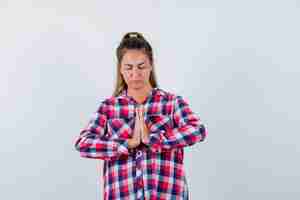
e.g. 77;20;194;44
112;32;159;97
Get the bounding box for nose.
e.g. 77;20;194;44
130;67;142;78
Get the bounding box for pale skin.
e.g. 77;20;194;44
127;106;150;149
119;49;153;149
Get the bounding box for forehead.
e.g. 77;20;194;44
121;50;149;64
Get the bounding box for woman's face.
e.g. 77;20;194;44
120;49;152;90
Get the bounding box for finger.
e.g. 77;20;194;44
142;106;145;116
136;107;140;120
138;107;142;121
134;110;141;140
138;108;143;127
140;106;144;118
135;109;140;130
140;109;145;125
138;107;143;136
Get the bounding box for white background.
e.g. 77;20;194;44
1;0;300;199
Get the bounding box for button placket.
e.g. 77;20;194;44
135;150;143;177
135;150;144;199
136;150;142;158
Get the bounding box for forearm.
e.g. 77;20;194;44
74;131;129;160
143;118;208;153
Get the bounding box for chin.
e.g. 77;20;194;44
130;83;145;90
132;85;143;90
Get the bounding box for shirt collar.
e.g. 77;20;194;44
118;87;164;99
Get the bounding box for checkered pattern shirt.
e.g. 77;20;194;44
74;87;208;200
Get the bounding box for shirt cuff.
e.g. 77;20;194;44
143;131;164;153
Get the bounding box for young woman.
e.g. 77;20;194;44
74;32;208;200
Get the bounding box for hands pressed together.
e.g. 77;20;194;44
127;106;150;149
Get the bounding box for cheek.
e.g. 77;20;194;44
123;74;129;80
145;71;151;78
124;74;133;83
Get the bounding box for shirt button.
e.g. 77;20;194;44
136;168;142;176
136;150;142;158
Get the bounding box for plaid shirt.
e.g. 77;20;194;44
74;87;208;200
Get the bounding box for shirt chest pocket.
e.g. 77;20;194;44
107;118;133;140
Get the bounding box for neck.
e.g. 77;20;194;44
127;84;153;103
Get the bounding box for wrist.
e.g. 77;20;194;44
127;138;134;149
128;138;139;149
142;135;150;145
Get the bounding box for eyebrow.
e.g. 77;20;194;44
124;62;145;67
